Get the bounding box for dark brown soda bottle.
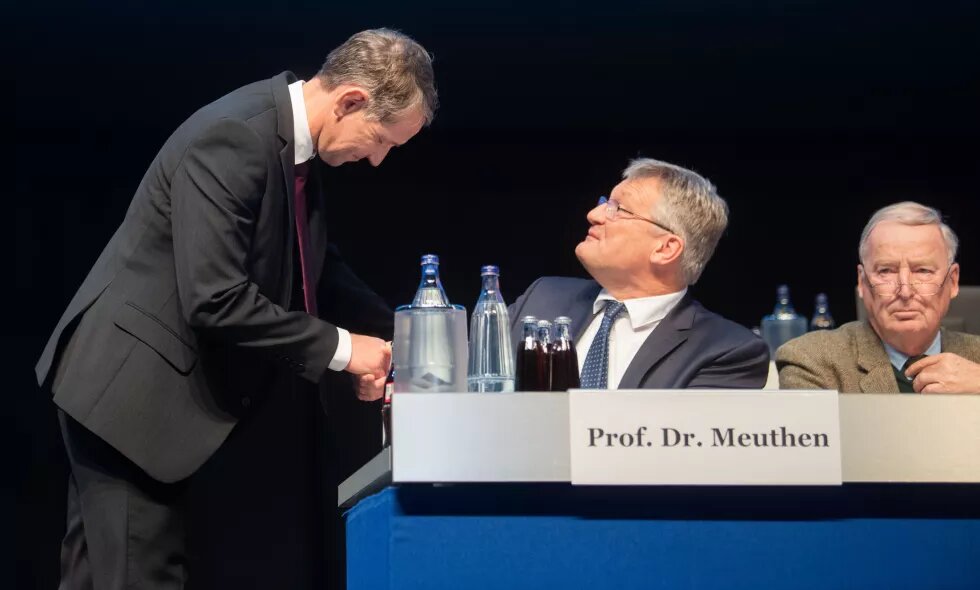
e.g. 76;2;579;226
381;365;395;447
515;316;538;391
533;320;553;392
550;316;580;391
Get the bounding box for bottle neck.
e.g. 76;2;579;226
479;274;503;302
774;297;796;317
420;263;441;288
413;263;449;307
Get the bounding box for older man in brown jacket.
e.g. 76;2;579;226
777;202;980;394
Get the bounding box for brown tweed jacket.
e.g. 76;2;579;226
776;321;980;393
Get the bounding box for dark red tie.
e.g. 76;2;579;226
293;161;318;316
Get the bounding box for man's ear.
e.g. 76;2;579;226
335;88;370;119
949;262;960;299
857;264;865;300
649;235;684;266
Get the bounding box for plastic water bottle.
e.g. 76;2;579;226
467;265;515;392
810;293;836;331
412;254;450;307
760;284;808;356
550;316;580;391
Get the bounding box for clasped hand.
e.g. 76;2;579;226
906;353;980;394
346;334;392;401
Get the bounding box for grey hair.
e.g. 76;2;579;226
623;158;729;285
317;28;439;125
858;201;958;265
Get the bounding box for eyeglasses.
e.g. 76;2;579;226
597;196;676;234
861;265;954;296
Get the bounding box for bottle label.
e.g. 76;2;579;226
384;382;394;403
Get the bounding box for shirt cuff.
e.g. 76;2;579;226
328;327;352;372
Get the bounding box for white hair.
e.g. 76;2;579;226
622;158;729;285
858;201;958;265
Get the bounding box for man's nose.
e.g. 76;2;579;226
586;204;605;224
368;146;392;167
896;268;914;299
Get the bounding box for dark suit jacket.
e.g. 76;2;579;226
508;277;769;389
36;71;390;482
776;320;980;393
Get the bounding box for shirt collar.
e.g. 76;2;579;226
883;331;942;371
592;287;688;330
288;80;315;165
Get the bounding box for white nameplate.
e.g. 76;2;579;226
569;390;842;485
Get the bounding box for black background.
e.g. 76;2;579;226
12;0;980;587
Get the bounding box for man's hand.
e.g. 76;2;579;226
346;334;391;381
355;373;387;401
906;353;980;394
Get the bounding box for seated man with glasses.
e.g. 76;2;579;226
777;201;980;393
509;157;769;390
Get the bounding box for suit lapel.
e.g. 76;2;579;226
942;328;973;357
618;294;694;389
570;283;603;347
274;72;299;309
855;321;900;393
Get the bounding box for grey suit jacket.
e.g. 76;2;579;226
776;320;980;393
36;72;385;482
508;277;770;389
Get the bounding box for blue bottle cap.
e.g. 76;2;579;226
480;265;500;275
420;254;439;265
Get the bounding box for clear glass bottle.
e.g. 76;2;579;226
760;284;808;356
398;253;461;393
550;316;580;391
467;265;515;392
810;293;836;331
515;315;538;392
412;254;450;308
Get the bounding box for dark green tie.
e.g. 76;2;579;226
893;354;927;393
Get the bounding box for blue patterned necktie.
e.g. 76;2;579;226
580;301;627;389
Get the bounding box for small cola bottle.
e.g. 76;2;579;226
515;316;538;391
550;316;580;391
381;365;395;447
533;320;553;392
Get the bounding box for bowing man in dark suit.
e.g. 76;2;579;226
510;158;768;390
35;29;438;588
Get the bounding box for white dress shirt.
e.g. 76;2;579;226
288;80;351;372
576;288;688;389
884;332;941;372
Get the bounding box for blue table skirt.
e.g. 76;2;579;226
346;484;980;590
